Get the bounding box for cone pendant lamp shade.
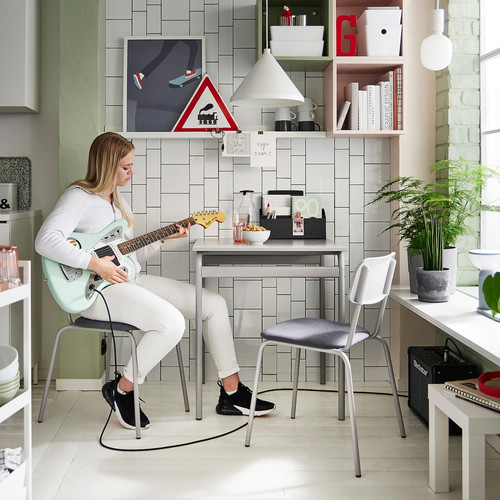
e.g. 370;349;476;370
230;49;304;108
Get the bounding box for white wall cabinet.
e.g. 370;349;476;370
0;261;32;500
0;0;40;113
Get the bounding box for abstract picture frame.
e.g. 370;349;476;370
123;36;205;132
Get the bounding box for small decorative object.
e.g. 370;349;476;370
173;74;238;132
416;214;450;303
291;195;322;219
123;36;205;132
336;15;357;56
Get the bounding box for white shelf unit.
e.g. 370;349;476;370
0;261;32;500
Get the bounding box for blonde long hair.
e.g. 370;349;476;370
71;132;134;226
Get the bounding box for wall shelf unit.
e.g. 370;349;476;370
0;261;32;500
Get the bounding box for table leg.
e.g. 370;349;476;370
429;399;449;492
463;433;485;500
195;252;203;420
320;270;326;384
337;251;345;419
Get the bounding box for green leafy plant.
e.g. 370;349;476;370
482;272;500;319
369;158;497;250
421;213;444;271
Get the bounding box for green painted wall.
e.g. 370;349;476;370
58;0;106;379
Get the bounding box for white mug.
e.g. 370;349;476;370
298;110;315;121
275;107;296;121
298;97;318;113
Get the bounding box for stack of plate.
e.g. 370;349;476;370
0;345;20;406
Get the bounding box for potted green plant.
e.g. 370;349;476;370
415;213;450;302
369;158;497;293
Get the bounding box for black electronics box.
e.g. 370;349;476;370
259;208;326;239
408;345;477;434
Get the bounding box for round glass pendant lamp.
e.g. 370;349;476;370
420;4;452;71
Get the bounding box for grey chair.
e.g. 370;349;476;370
38;313;190;439
244;252;406;477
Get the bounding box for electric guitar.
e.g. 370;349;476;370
42;211;225;314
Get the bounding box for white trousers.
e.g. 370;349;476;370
81;274;239;384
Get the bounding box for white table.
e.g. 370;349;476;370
429;384;500;500
390;287;500;367
193;238;347;419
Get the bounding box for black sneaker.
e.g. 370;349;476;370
102;379;150;430
216;381;275;416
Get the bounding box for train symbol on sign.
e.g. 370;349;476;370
198;103;218;125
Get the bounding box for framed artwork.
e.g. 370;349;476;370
123;36;205;132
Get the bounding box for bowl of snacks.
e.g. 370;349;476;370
243;225;270;245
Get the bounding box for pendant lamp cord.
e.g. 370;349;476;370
265;0;269;49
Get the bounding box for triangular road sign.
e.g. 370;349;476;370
172;74;239;132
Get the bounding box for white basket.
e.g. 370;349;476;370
270;25;324;41
0;462;26;499
358;8;401;26
270;40;324;57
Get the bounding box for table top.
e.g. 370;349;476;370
192;238;347;255
390;286;500;367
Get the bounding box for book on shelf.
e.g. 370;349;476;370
361;84;380;131
444;378;500;413
395;67;403;130
343;82;359;130
378;80;392;130
358;89;368;131
336;100;351;130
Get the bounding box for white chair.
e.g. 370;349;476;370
244;252;406;477
38;313;190;439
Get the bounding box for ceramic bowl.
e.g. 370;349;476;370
469;249;500;271
0;381;20;405
243;230;270;245
0;372;20;391
0;345;18;383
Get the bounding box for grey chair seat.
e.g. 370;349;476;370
75;316;138;332
262;318;370;350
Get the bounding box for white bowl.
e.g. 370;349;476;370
0;372;20;391
243;230;270;245
469;249;500;271
0;380;20;405
0;345;18;382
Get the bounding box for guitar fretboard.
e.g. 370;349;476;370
117;217;195;256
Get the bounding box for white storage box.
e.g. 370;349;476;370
357;24;402;56
358;7;401;26
270;40;324;57
270;25;324;41
0;462;26;500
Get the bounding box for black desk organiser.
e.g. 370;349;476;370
259;209;326;239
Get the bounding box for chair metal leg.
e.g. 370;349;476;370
38;325;72;423
245;340;268;447
124;331;141;439
338;351;361;477
337;357;345;420
375;336;406;438
105;331;112;382
175;343;190;412
291;348;301;419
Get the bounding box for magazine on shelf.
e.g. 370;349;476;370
358;89;368;131
444;378;500;412
343;82;359;130
361;84;381;131
337;101;351;130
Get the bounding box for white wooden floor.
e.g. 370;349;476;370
27;381;500;499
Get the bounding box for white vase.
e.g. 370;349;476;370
408;247;457;294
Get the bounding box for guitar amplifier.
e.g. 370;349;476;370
408;345;477;434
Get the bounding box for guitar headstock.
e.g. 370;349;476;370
193;211;226;229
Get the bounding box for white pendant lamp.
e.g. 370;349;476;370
420;0;453;71
230;0;304;107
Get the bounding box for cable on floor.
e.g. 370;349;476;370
98;387;408;452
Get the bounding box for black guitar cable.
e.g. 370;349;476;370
92;288;408;453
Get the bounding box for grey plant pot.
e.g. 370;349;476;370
415;267;451;303
408;247;457;294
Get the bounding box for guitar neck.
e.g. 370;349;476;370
117;217;196;255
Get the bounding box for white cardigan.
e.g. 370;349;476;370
35;186;161;279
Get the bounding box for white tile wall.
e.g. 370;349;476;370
105;0;392;383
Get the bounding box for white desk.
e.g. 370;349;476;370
193;238;347;419
390;287;500;367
